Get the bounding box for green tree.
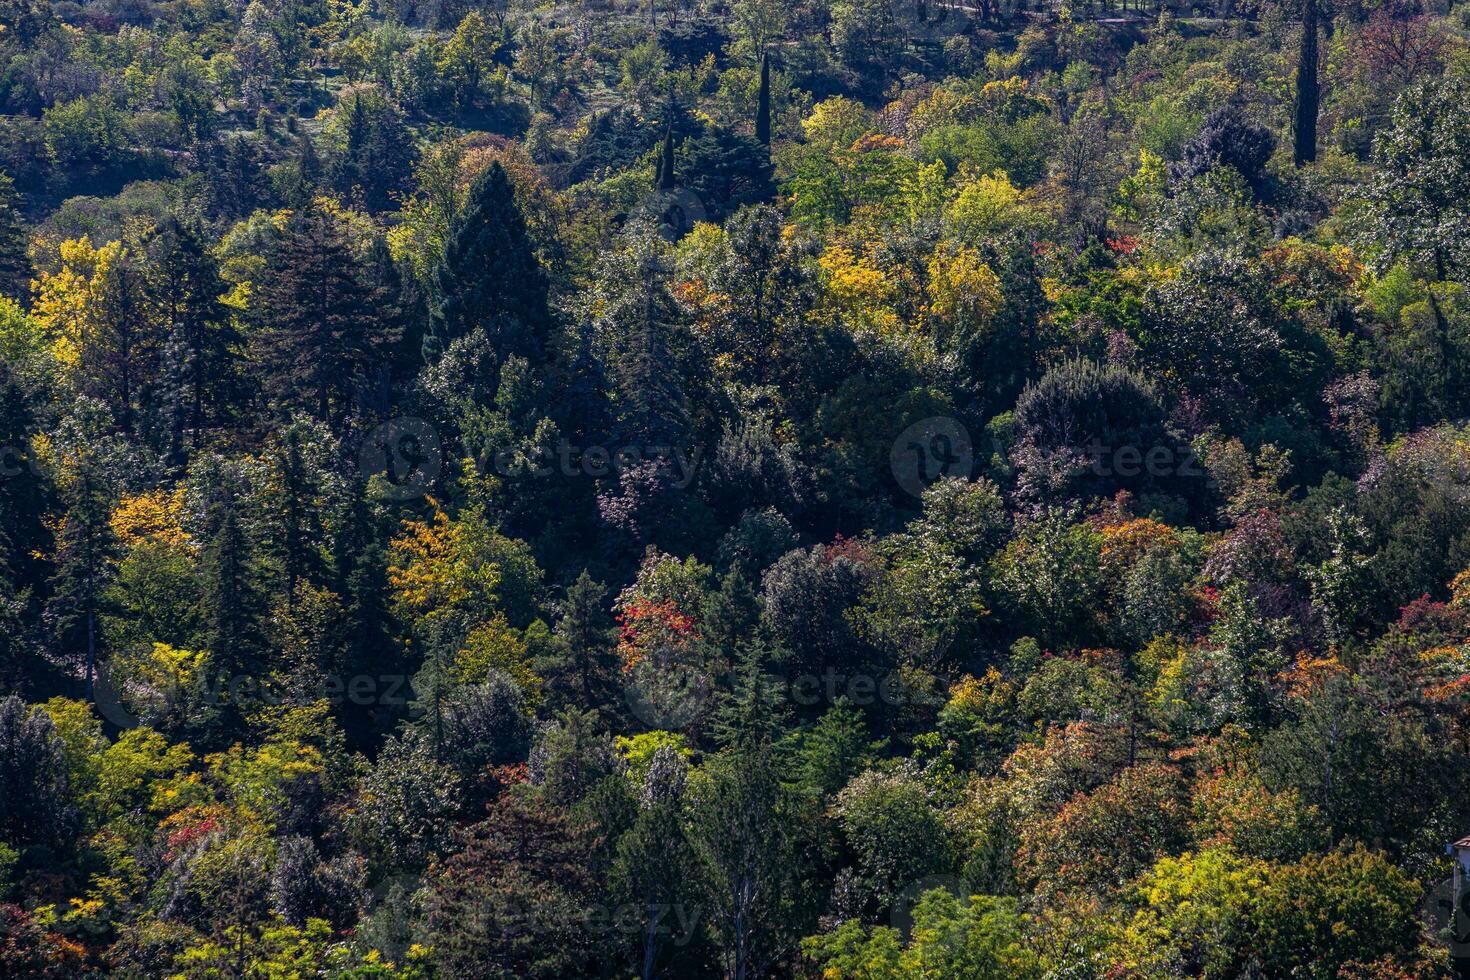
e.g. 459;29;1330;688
254;203;393;424
427;162;550;363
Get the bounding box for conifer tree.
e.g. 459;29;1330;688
82;245;157;436
46;459;115;695
255;203;390;423
427;162;550;363
0;170;31;301
657;124;676;191
603;225;688;449
755;51;771;146
200;491;265;718
145;218;240;451
1294;0;1319;165
541;571;618;711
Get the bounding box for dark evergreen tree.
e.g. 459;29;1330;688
680;125;775;221
427;162;551;363
0;696;80;852
0;169;31;301
1294;0;1319;165
540;571;618;712
334;486;399;744
254;203;392;424
364;99;418;212
45;458;115;695
200;490;265;727
1171;103;1276;202
755;51;771;146
145;218;241;452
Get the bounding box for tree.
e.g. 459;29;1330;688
755;52;771;146
1363;77;1470;279
0;696;80;852
761;541;875;678
145;218;240;451
834;768;955;911
46;457;115;695
1171;104;1276;203
0;170;30;300
541;571;618;712
348;727;460;874
427;162;550;363
680;126;775;222
425;793;599;979
1294;0;1319;165
78;242;158;436
254;203;392;424
611;747;699;979
691;745;816;980
199;489;265;714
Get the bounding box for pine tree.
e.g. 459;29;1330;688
82;245;157;435
711;644;787;749
427;162;550;363
755;52;771;147
334;485;398;744
363;235;410;403
255;203;389;423
604;226;688;450
364;100;418;213
46;459;115;695
0;170;32;301
542;571;618;711
145;217;240;451
200;491;265;716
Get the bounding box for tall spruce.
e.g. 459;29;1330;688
46;458;115;695
0;170;31;301
255;203;391;424
145;218;240;451
427;162;550;364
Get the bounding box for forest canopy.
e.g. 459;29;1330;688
3;0;1470;975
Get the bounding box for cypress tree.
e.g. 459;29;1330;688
0;170;31;301
1294;0;1319;165
755;52;771;147
657;124;676;191
427;162;550;364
